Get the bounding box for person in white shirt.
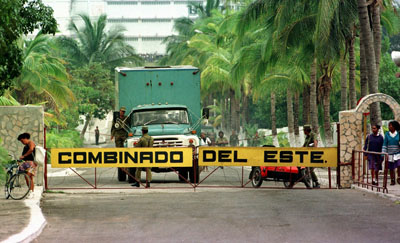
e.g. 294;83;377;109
200;132;211;172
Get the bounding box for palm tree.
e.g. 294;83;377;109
57;14;142;138
357;0;380;125
58;14;142;69
12;34;74;111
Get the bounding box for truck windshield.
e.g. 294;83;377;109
132;109;189;126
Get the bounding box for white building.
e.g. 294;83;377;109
42;0;204;55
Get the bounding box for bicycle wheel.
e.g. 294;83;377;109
4;173;11;199
9;173;31;200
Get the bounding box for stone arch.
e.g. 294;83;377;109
338;93;400;188
355;93;400;121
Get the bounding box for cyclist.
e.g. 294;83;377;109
17;133;37;194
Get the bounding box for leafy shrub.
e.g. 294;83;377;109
46;129;83;149
0;139;11;185
277;132;290;147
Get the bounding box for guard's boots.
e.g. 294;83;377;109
313;181;320;188
131;182;140;187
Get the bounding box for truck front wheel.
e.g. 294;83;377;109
178;169;188;182
118;168;126;182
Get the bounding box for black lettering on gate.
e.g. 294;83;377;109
170;151;183;163
264;151;278;163
74;152;86;164
280;151;293;163
89;152;102;164
311;151;324;163
104;152;117;163
59;152;71;164
155;151;168;163
295;151;308;163
140;152;153;163
125;152;137;164
234;151;247;163
119;152;123;164
203;150;216;162
218;150;231;162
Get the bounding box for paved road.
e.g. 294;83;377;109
0;198;29;241
35;189;400;243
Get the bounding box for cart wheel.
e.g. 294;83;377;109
283;180;294;189
251;167;263;188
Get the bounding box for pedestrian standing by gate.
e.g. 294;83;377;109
363;125;384;185
303;125;320;188
132;126;154;188
111;106;135;183
216;131;228;147
95;126;100;145
382;120;400;185
200;132;211;172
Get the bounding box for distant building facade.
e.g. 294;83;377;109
42;0;204;55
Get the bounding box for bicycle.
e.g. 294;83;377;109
4;160;31;200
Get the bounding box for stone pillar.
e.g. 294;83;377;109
0;106;44;185
339;110;363;188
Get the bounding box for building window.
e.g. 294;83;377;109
125;37;139;41
107;1;138;5
108;18;139;23
142;37;166;41
141;1;171;5
174;1;203;5
142;18;172;23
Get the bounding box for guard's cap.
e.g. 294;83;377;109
120;106;126;112
303;124;311;129
142;126;148;131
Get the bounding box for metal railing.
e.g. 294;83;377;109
352;150;389;193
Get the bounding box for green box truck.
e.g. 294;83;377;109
114;66;202;182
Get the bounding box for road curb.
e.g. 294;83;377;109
352;184;400;202
2;186;46;243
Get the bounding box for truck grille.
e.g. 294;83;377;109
153;138;184;147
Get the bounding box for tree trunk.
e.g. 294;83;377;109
359;30;369;98
320;63;333;146
287;89;295;147
340;56;348;111
371;2;382;125
372;3;381;76
310;58;319;136
230;89;240;133
80;114;91;139
358;0;381;125
271;92;279;147
242;93;249;126
348;31;357;109
294;91;300;146
302;85;310;125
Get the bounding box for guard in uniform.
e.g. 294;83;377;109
111;106;128;147
131;126;154;188
303;125;320;188
111;106;135;182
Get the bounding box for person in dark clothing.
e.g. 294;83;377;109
17;133;36;193
303;125;320;188
364;125;384;185
95;126;100;145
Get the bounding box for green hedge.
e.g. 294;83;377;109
46;129;83;149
